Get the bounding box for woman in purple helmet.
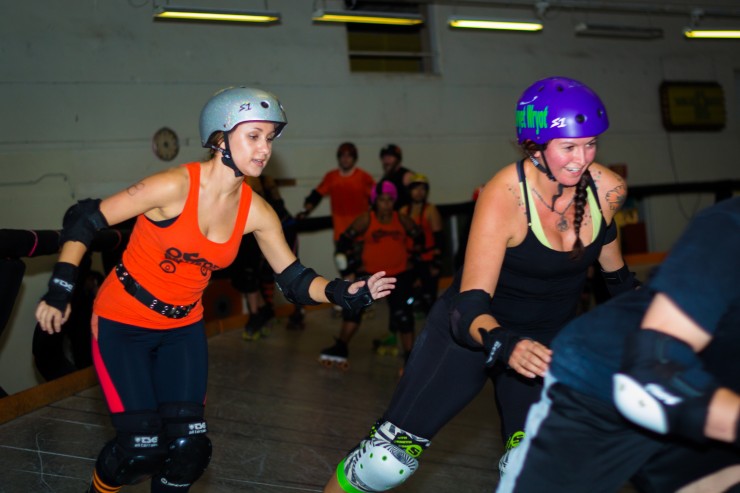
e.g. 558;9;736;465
323;77;638;493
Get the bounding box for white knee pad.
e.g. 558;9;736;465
338;421;430;493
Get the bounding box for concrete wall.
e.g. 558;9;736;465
1;0;739;393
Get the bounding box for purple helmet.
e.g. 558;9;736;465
515;77;609;144
371;180;398;204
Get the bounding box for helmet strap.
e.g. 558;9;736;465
212;133;244;178
529;151;557;182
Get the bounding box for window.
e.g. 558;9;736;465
345;3;435;74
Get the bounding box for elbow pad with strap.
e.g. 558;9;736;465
59;198;109;248
274;260;321;306
449;289;491;349
602;263;641;298
613;329;719;443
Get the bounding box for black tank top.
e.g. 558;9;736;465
384;165;412;210
447;160;608;345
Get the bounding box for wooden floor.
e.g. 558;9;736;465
0;304;503;492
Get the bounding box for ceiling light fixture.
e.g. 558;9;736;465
312;9;423;26
575;22;663;39
448;16;543;32
154;6;280;24
683;8;740;39
683;28;740;39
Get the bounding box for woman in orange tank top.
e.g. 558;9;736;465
399;173;444;317
319;180;422;373
34;87;396;493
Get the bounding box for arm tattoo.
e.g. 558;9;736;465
127;182;145;196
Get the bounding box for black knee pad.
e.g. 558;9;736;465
390;308;414;334
96;411;166;486
156;403;212;487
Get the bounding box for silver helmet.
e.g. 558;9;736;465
199;86;287;147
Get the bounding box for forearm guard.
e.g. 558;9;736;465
479;326;523;368
602;263;641;298
325;277;373;313
41;262;78;312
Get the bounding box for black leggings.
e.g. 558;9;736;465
383;295;543;442
93;316;208;413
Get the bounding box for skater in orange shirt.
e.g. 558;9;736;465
319;180;421;371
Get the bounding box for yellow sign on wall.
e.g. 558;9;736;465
660;81;725;131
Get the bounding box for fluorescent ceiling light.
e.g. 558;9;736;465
683;28;740;39
448;16;543;32
575;22;663;39
312;9;423;26
154;6;280;23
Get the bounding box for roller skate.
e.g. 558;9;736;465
318;339;350;370
372;333;399;357
242;305;274;341
286;306;305;331
499;431;525;478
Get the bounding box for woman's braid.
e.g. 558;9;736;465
569;170;591;260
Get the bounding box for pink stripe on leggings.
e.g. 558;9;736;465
91;316;125;413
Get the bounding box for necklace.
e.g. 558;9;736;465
530;187;574;232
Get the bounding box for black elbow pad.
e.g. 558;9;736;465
275;259;321;305
449;289;491;349
59;198;109;248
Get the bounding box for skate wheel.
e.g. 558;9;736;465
337;361;350;371
319;358;334;368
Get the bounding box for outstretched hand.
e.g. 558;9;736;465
35;301;71;334
508;339;552;379
350;271;396;301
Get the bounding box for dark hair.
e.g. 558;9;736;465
337;142;358;160
569;170;591;260
207;131;225;158
379;144;402;161
521;140;589;260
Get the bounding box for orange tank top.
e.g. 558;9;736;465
406;203;435;262
362;211;408;276
94;162;253;329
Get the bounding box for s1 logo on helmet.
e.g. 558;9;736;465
550;117;567;128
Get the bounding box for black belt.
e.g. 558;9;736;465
115;263;198;319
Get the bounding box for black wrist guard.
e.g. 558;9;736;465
325;277;373;313
41;262;78;312
602;263;641;298
479;327;522;368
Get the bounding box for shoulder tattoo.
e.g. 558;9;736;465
605;184;626;211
